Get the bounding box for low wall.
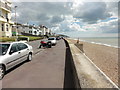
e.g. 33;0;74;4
63;39;81;89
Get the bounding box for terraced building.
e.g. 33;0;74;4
0;0;14;37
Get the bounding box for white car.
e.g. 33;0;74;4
48;37;57;45
0;42;33;79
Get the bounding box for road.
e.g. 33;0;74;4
2;39;68;88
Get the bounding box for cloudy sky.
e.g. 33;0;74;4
11;0;119;37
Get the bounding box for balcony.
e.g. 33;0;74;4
0;16;14;24
0;1;11;12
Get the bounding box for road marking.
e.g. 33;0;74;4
33;49;44;56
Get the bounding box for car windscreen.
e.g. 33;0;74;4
43;40;48;42
48;38;55;40
0;44;10;55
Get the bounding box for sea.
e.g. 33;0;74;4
72;37;119;48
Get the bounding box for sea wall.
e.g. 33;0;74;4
63;39;81;89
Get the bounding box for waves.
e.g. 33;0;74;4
71;37;119;48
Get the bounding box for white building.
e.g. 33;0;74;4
39;25;51;36
21;25;42;36
12;24;51;37
0;0;14;37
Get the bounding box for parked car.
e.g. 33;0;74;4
0;42;33;79
56;36;63;40
48;37;57;45
56;37;60;40
39;40;52;48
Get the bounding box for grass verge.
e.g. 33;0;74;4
0;37;16;42
0;35;43;42
19;35;43;41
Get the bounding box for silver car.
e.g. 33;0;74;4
48;37;57;45
0;42;33;79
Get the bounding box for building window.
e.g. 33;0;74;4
2;24;4;31
34;31;37;35
6;24;9;31
29;31;32;34
29;27;32;29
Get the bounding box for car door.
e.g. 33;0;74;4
17;43;29;62
7;43;21;69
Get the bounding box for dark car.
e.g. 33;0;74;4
39;40;52;48
56;37;60;40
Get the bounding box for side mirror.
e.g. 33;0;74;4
9;50;14;55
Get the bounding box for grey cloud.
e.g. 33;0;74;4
12;1;118;35
106;2;118;16
37;13;50;21
12;2;73;28
100;20;118;33
13;2;112;25
74;2;111;24
39;2;72;15
50;16;64;23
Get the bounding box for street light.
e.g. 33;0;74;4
14;6;18;38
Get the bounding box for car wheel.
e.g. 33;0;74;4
39;45;41;48
48;45;52;48
27;53;32;61
0;65;5;80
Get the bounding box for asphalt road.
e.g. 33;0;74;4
2;39;66;88
27;40;42;54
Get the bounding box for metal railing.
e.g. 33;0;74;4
0;1;11;11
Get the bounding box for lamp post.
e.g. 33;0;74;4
14;6;18;39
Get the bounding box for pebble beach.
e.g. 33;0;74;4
67;38;119;86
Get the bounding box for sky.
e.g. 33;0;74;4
11;0;119;37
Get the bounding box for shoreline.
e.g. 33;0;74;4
70;38;119;49
67;38;119;86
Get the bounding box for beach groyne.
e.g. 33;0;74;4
64;38;119;88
